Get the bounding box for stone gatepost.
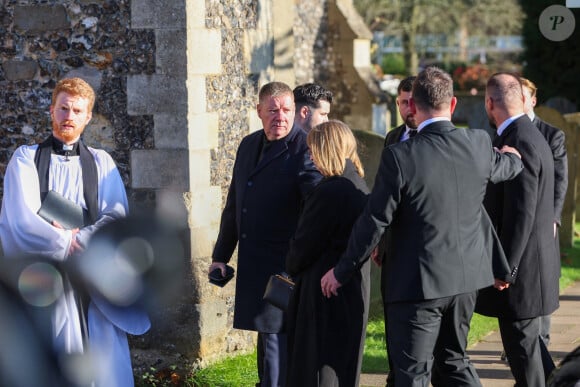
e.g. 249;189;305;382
127;0;228;366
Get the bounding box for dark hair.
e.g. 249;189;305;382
412;66;453;111
486;72;523;109
259;82;293;103
397;76;416;95
293;83;333;109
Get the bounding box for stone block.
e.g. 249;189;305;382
186;76;207;115
196;301;229;337
187;29;221;75
187;186;221;228
155;29;187;77
127;75;187;115
131;0;186;29
186;0;207;29
187;112;219;150
153;113;188;149
189;226;217;259
188;149;211;191
14;5;69;32
2;59;38;80
131;149;189;190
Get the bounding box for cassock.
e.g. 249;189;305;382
0;141;150;387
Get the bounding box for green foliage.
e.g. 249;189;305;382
519;0;580;110
190;352;257;387
381;53;406;76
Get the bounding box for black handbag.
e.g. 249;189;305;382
263;274;295;311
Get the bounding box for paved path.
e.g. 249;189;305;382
359;281;580;386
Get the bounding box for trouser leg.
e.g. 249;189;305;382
387;299;443;387
431;292;481;387
498;317;544;387
539;314;551;346
257;332;287;387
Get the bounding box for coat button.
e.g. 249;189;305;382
247;181;253;187
242;208;247;213
241;233;247;239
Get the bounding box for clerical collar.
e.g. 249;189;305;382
51;136;80;160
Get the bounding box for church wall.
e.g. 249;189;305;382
0;0;382;376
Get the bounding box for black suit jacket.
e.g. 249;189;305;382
334;120;523;302
384;124;406;147
212;126;322;332
533;116;568;225
477;115;560;319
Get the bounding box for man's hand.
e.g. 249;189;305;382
209;261;226;277
498;145;521;159
494;279;510;291
52;221;83;256
370;246;381;267
320;268;342;298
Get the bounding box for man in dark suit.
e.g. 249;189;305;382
477;73;559;387
521;76;568;351
384;75;418;147
209;82;322;387
293;83;333;133
321;66;523;386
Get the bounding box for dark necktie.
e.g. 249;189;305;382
409;129;418;138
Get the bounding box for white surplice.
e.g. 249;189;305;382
0;143;150;387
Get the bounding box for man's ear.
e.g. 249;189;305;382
299;105;310;119
256;104;262;119
449;96;457;115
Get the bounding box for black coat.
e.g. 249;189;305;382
383;124;406;147
477;115;560;319
212;126;322;333
533;116;568;225
334;121;523;302
285;160;370;387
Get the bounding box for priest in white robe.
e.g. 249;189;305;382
0;77;150;387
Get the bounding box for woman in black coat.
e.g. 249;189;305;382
285;120;371;387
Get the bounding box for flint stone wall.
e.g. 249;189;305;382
0;0;383;377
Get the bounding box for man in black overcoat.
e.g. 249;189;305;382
209;82;322;387
521;76;568;351
321;66;523;386
477;73;559;387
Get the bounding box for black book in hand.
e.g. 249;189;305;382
37;190;88;230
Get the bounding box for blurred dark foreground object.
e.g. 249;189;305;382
69;213;186;309
548;345;580;387
0;213;185;386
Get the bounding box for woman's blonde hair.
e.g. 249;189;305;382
307;120;364;178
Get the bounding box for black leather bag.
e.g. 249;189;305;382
263;274;295;311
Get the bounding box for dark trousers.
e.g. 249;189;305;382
498;317;544;387
257;332;287;387
387;292;481;387
539;314;551;346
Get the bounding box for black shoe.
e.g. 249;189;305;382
500;350;508;362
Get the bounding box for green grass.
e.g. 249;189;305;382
190;352;257;387
176;225;580;385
